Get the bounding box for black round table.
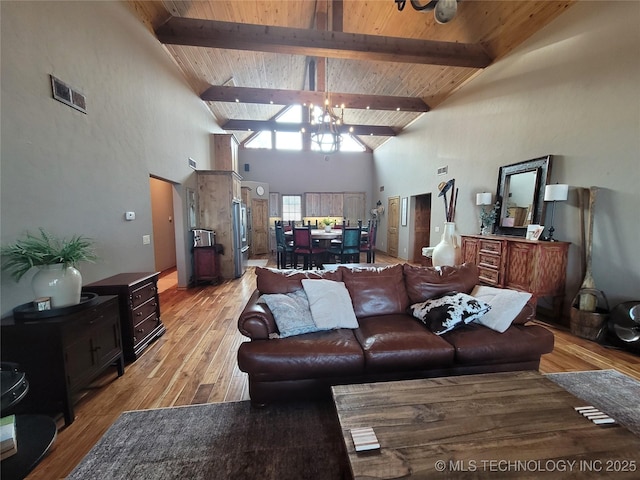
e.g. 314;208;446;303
0;414;57;480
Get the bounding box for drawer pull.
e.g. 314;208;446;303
136;328;145;334
134;294;142;299
136;312;143;316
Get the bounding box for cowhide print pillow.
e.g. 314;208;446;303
410;291;491;335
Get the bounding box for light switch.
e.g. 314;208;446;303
142;235;151;245
125;211;135;221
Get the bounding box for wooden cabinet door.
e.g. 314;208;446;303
461;236;480;265
343;192;365;225
387;196;400;257
251;198;269;255
213;134;238;172
305;193;321;217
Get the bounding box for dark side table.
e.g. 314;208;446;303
0;415;57;480
1;365;56;480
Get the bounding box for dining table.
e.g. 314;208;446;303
285;228;367;247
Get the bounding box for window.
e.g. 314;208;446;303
275;131;303;150
245;131;272;149
244;104;368;153
281;195;302;222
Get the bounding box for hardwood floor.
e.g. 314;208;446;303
26;253;640;479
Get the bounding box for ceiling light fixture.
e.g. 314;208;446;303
395;0;458;24
308;98;345;154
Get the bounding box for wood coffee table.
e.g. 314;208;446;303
332;371;640;479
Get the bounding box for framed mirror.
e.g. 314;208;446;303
186;188;197;229
493;155;552;237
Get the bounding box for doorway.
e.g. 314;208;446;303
412;194;432;263
149;177;177;272
386;196;400;257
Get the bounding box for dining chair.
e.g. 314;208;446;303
293;226;326;270
275;224;294;269
360;220;378;263
328;227;361;264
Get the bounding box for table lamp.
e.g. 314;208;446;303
543;184;569;241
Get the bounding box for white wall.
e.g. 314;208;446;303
1;1;219;315
240;149;375;208
374;1;640;308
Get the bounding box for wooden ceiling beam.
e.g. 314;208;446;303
155;16;492;68
201;85;429;112
222;119;397;137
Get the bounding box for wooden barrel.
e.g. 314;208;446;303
570;288;609;341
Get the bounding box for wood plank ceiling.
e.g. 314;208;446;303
127;0;576;151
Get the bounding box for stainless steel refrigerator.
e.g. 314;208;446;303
232;201;248;278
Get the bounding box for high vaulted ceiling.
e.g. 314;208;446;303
128;0;576;151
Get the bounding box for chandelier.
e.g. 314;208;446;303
304;99;354;154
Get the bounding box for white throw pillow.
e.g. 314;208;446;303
471;285;532;333
301;279;359;329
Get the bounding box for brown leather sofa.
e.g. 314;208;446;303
237;263;554;405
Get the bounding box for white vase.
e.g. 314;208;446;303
432;222;461;267
31;264;82;307
324;225;332;232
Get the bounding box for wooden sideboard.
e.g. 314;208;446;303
1;296;124;425
461;235;570;320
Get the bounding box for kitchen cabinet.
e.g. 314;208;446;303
305;193;322;217
212;134;239;173
197;170;243;279
343;192;366;225
1;296;124;425
320;193;344;217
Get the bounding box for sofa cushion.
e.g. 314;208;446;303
260;290;324;338
301;279;359;329
403;263;479;304
441;323;555;364
470;285;532;333
256;267;343;294
354;314;455;371
410;292;491;335
340;264;410;319
237;329;365;381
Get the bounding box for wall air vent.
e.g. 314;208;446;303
437;165;448;175
50;75;87;114
188;158;197;169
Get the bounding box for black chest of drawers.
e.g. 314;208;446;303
84;272;166;361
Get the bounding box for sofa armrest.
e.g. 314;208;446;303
512;299;536;325
238;290;279;340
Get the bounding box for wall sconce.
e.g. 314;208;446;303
543;184;569;241
376;200;385;215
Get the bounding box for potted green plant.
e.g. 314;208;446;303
1;228;97;307
480;202;500;235
321;218;334;232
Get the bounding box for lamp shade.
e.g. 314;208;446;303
476;192;492;206
544;184;569;202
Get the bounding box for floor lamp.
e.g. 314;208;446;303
543;184;568;241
